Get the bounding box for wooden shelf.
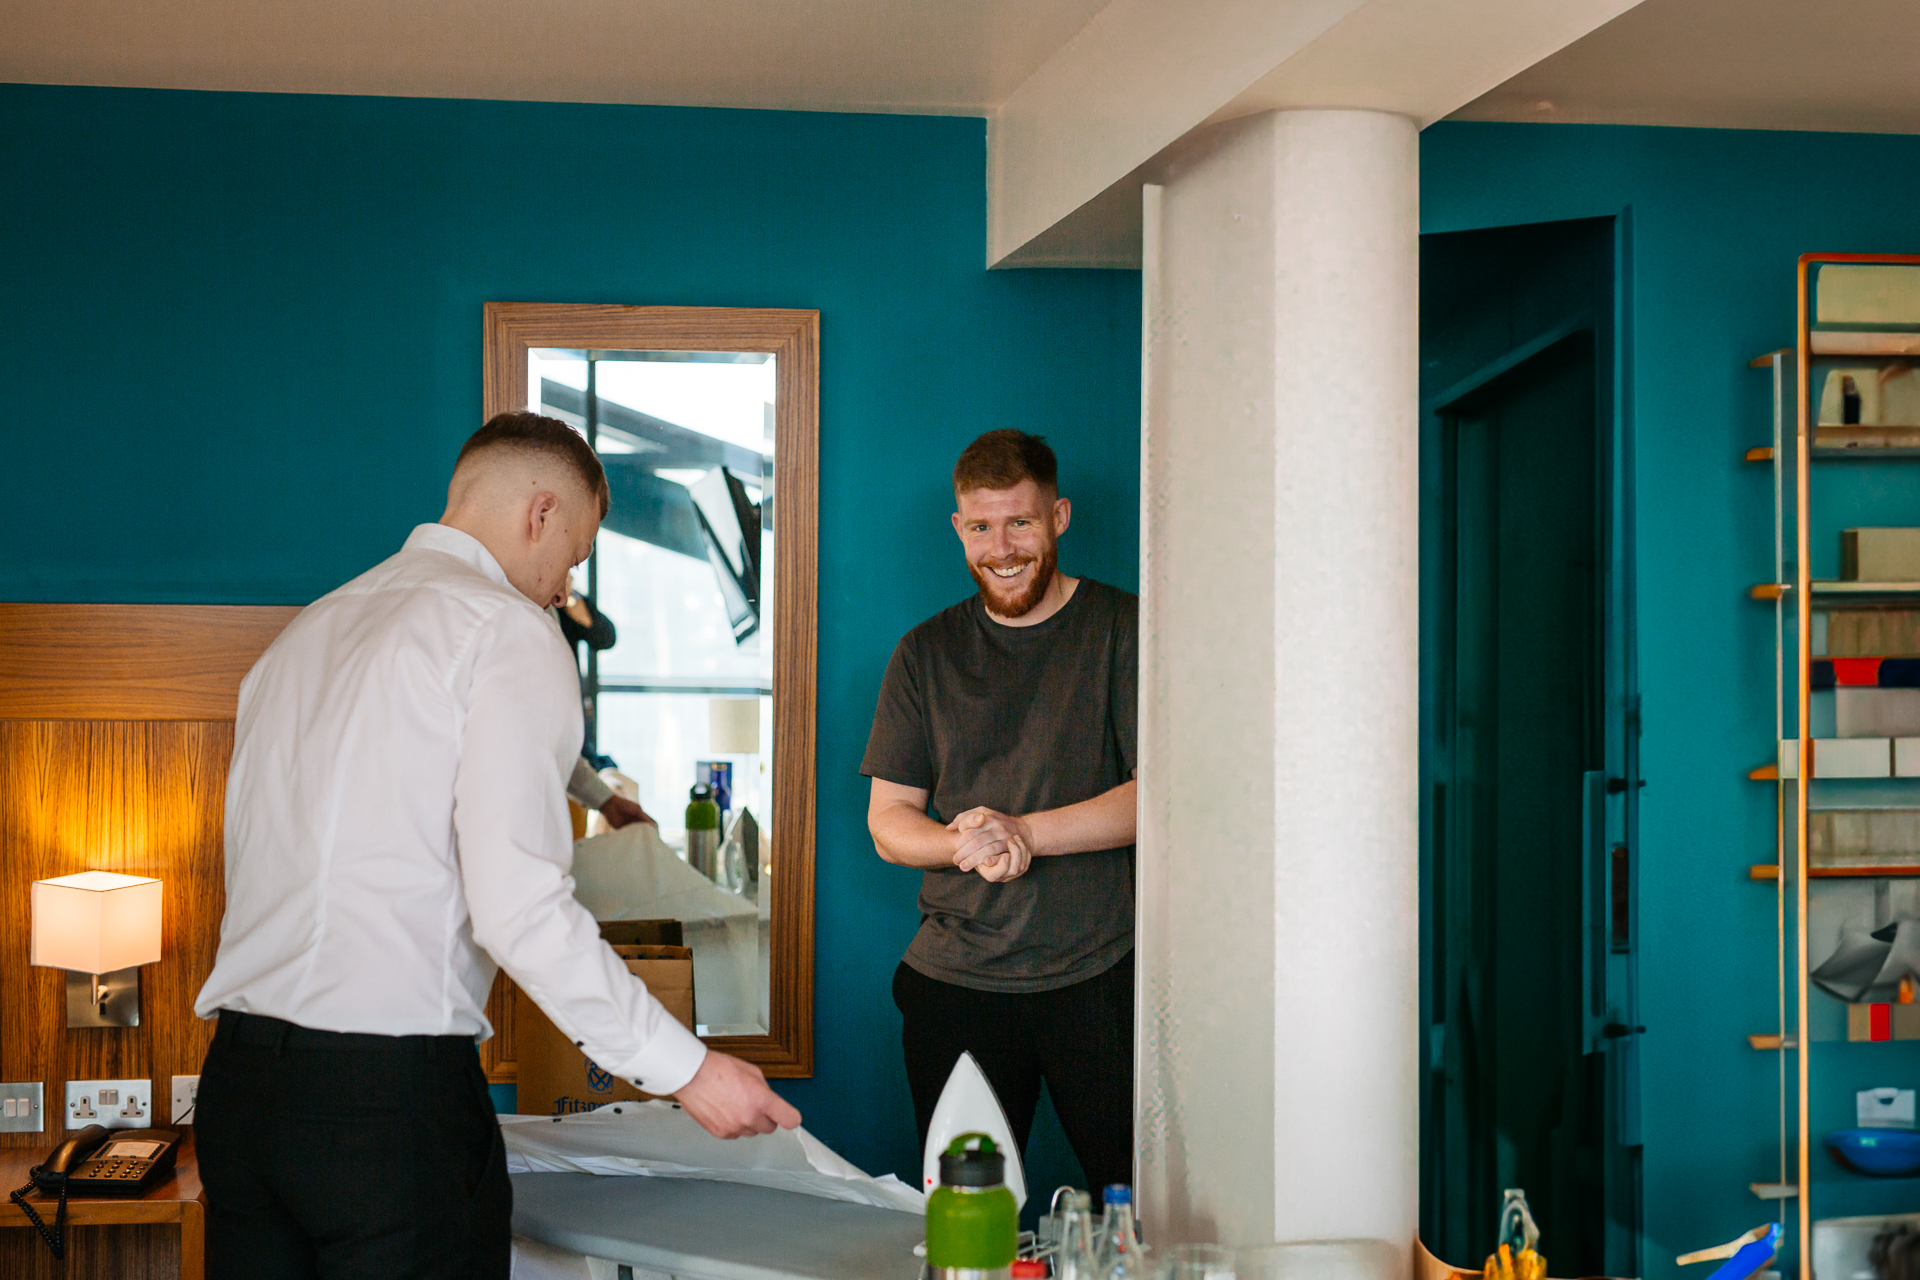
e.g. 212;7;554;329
1755;581;1920;603
1816;581;1920;600
1750;860;1920;879
1749;1032;1798;1050
1749;763;1779;780
1815;425;1920;457
1811;331;1920;358
1750;1181;1798;1200
1740;430;1920;461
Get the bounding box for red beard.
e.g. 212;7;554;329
969;540;1058;619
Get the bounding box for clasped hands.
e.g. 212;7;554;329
948;807;1035;882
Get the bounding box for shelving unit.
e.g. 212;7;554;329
1750;255;1920;1279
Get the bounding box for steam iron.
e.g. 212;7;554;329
922;1051;1026;1208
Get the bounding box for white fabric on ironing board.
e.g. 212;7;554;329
499;1103;924;1214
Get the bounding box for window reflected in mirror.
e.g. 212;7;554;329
532;347;775;1036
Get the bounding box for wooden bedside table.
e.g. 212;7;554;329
0;1130;204;1280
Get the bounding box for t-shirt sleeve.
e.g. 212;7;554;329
861;635;935;790
1111;592;1139;778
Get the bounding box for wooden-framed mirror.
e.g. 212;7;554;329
480;301;817;1077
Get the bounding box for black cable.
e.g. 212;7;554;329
11;1176;67;1259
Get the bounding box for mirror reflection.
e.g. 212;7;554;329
532;347;775;1036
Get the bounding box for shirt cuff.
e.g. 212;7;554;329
609;1017;709;1097
567;758;615;810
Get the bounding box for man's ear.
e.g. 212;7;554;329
951;510;966;542
527;490;562;542
1052;497;1071;536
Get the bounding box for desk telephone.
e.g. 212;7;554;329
9;1124;183;1259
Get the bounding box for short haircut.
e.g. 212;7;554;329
952;429;1058;497
457;412;610;517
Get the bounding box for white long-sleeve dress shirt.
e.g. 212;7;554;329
195;523;708;1095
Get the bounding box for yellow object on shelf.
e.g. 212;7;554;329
1483;1244;1547;1280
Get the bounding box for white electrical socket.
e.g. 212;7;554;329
170;1075;199;1125
65;1079;152;1131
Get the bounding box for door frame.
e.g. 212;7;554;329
1415;213;1642;1278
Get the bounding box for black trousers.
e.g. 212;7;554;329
894;953;1134;1194
196;1010;511;1280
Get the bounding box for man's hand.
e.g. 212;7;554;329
599;795;654;829
674;1050;802;1139
948;808;1034;882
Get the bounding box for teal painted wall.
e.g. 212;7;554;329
0;83;1141;1192
1422;122;1920;1273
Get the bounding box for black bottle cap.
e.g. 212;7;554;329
939;1135;1006;1188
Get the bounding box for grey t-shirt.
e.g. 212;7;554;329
861;578;1137;993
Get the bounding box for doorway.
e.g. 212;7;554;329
1419;217;1641;1278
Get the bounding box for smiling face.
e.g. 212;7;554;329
952;479;1071;620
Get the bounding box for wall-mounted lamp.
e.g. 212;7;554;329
30;872;163;1028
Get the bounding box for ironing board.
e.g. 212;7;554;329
510;1172;926;1280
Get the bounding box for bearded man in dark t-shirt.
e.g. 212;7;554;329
862;429;1137;1193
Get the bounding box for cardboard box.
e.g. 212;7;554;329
1843;528;1920;582
514;944;696;1116
1839;688;1920;738
1827;610;1920;657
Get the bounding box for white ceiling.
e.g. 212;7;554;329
1451;0;1920;134
0;0;1108;115
6;0;1920;137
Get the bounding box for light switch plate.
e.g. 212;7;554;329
0;1083;45;1133
66;1079;152;1130
170;1075;199;1125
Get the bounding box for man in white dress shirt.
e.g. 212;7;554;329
193;412;798;1279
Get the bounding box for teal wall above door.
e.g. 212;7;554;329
1422;122;1920;1278
0;82;1142;1193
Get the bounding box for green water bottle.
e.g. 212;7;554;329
685;782;721;880
925;1133;1017;1280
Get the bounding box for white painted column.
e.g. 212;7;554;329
1137;109;1420;1263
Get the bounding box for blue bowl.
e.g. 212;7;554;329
1826;1128;1920;1177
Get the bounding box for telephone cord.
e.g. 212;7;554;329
10;1175;68;1259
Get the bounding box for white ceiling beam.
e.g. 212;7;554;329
987;0;1368;267
987;0;1651;267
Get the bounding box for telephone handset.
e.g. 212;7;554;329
10;1125;183;1258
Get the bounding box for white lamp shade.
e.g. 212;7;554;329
31;872;162;974
709;698;762;755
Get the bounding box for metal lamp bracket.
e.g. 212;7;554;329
65;967;141;1028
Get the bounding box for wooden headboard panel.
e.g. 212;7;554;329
0;604;297;1151
0;606;299;720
